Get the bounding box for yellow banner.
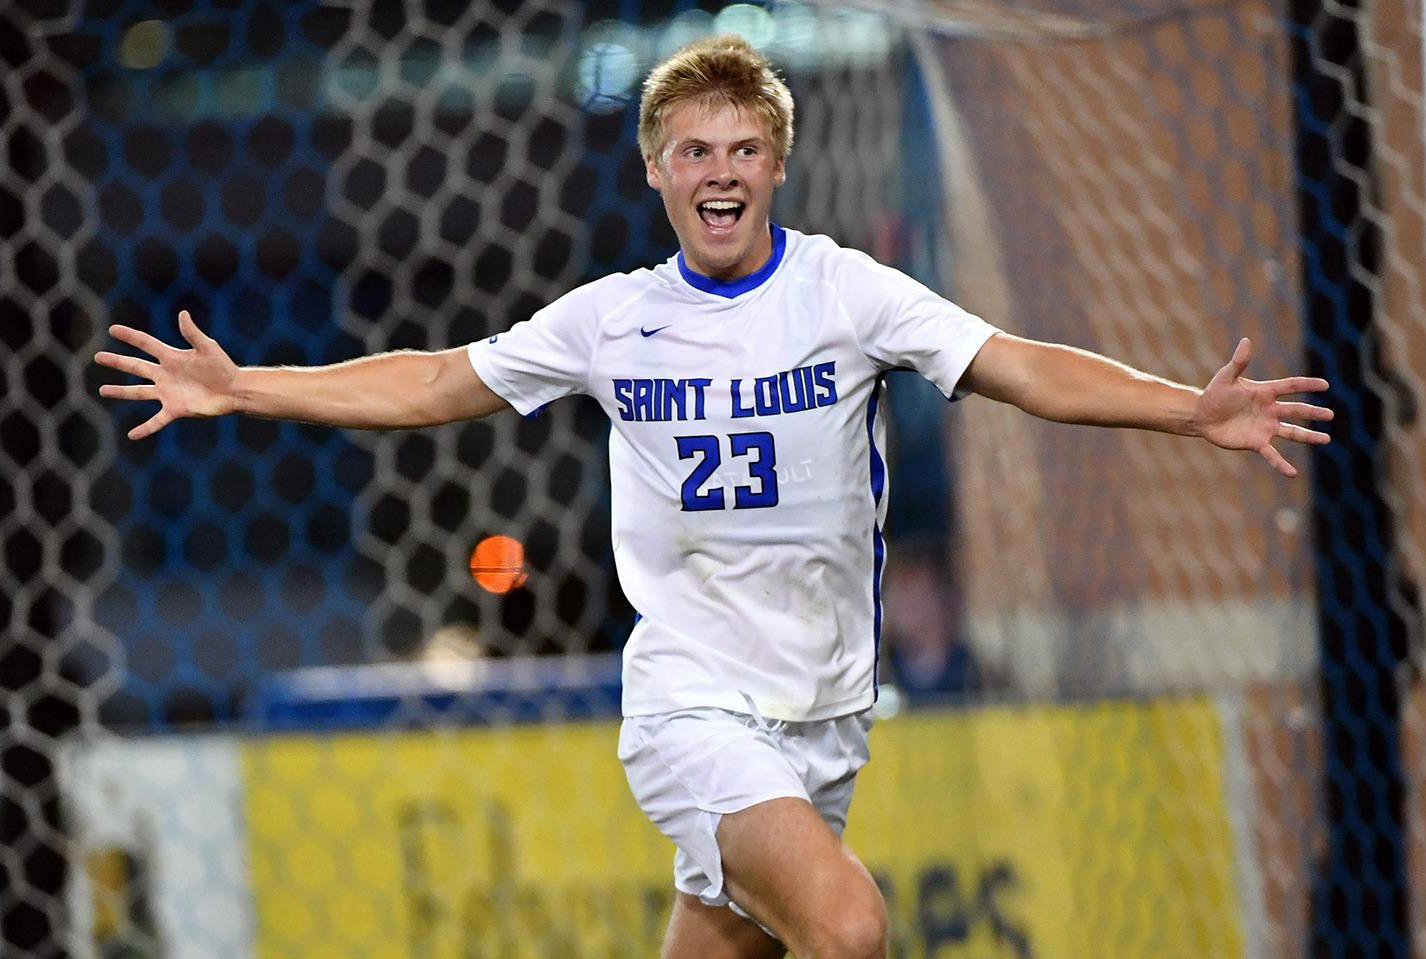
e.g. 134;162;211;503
242;699;1242;958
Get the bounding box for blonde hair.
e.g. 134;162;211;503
638;34;794;162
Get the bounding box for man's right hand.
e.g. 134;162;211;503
97;310;511;435
96;310;239;440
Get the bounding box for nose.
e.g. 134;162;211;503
706;150;738;187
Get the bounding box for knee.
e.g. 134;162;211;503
815;899;887;959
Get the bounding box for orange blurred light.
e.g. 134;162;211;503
469;535;529;594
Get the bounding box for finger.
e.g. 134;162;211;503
1225;337;1252;378
1268;376;1330;395
1274;401;1334;422
99;384;159;402
94;351;161;379
1276;422;1331;445
1259;442;1297;477
128;409;171;441
109;324;176;359
178;309;208;348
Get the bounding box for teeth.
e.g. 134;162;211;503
701;201;742;210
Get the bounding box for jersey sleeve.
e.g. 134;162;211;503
466;290;596;416
837;251;999;400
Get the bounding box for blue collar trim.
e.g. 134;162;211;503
677;223;786;299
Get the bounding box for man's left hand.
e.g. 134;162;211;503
1194;337;1333;477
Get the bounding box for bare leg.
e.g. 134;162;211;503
716;797;887;959
660;891;787;959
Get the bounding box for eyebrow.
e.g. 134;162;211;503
677;136;766;149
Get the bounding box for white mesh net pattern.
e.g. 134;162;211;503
2;0;1424;956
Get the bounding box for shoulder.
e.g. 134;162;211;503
783;228;854;271
781;230;901;286
538;264;670;330
548;266;664;312
782;229;908;291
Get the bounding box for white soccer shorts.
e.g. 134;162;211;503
618;699;873;915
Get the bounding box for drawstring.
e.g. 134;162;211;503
740;691;785;734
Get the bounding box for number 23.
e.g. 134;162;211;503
676;432;778;512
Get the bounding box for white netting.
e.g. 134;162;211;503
3;0;1423;956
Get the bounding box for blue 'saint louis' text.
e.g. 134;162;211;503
613;362;837;423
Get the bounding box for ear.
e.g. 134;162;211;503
773;153;786;187
645;154;663;192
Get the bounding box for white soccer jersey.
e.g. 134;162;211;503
468;226;998;721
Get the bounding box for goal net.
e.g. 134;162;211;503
2;0;1423;956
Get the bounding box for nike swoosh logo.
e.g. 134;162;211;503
640;325;671;338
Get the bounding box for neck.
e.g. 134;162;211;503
683;221;774;281
677;224;787;300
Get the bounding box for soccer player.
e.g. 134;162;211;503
96;35;1332;959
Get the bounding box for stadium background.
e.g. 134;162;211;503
2;0;1423;957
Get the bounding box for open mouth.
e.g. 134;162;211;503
697;200;745;230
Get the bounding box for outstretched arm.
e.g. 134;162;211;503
95;310;510;440
960;332;1332;477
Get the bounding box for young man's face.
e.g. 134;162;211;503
645;99;786;282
